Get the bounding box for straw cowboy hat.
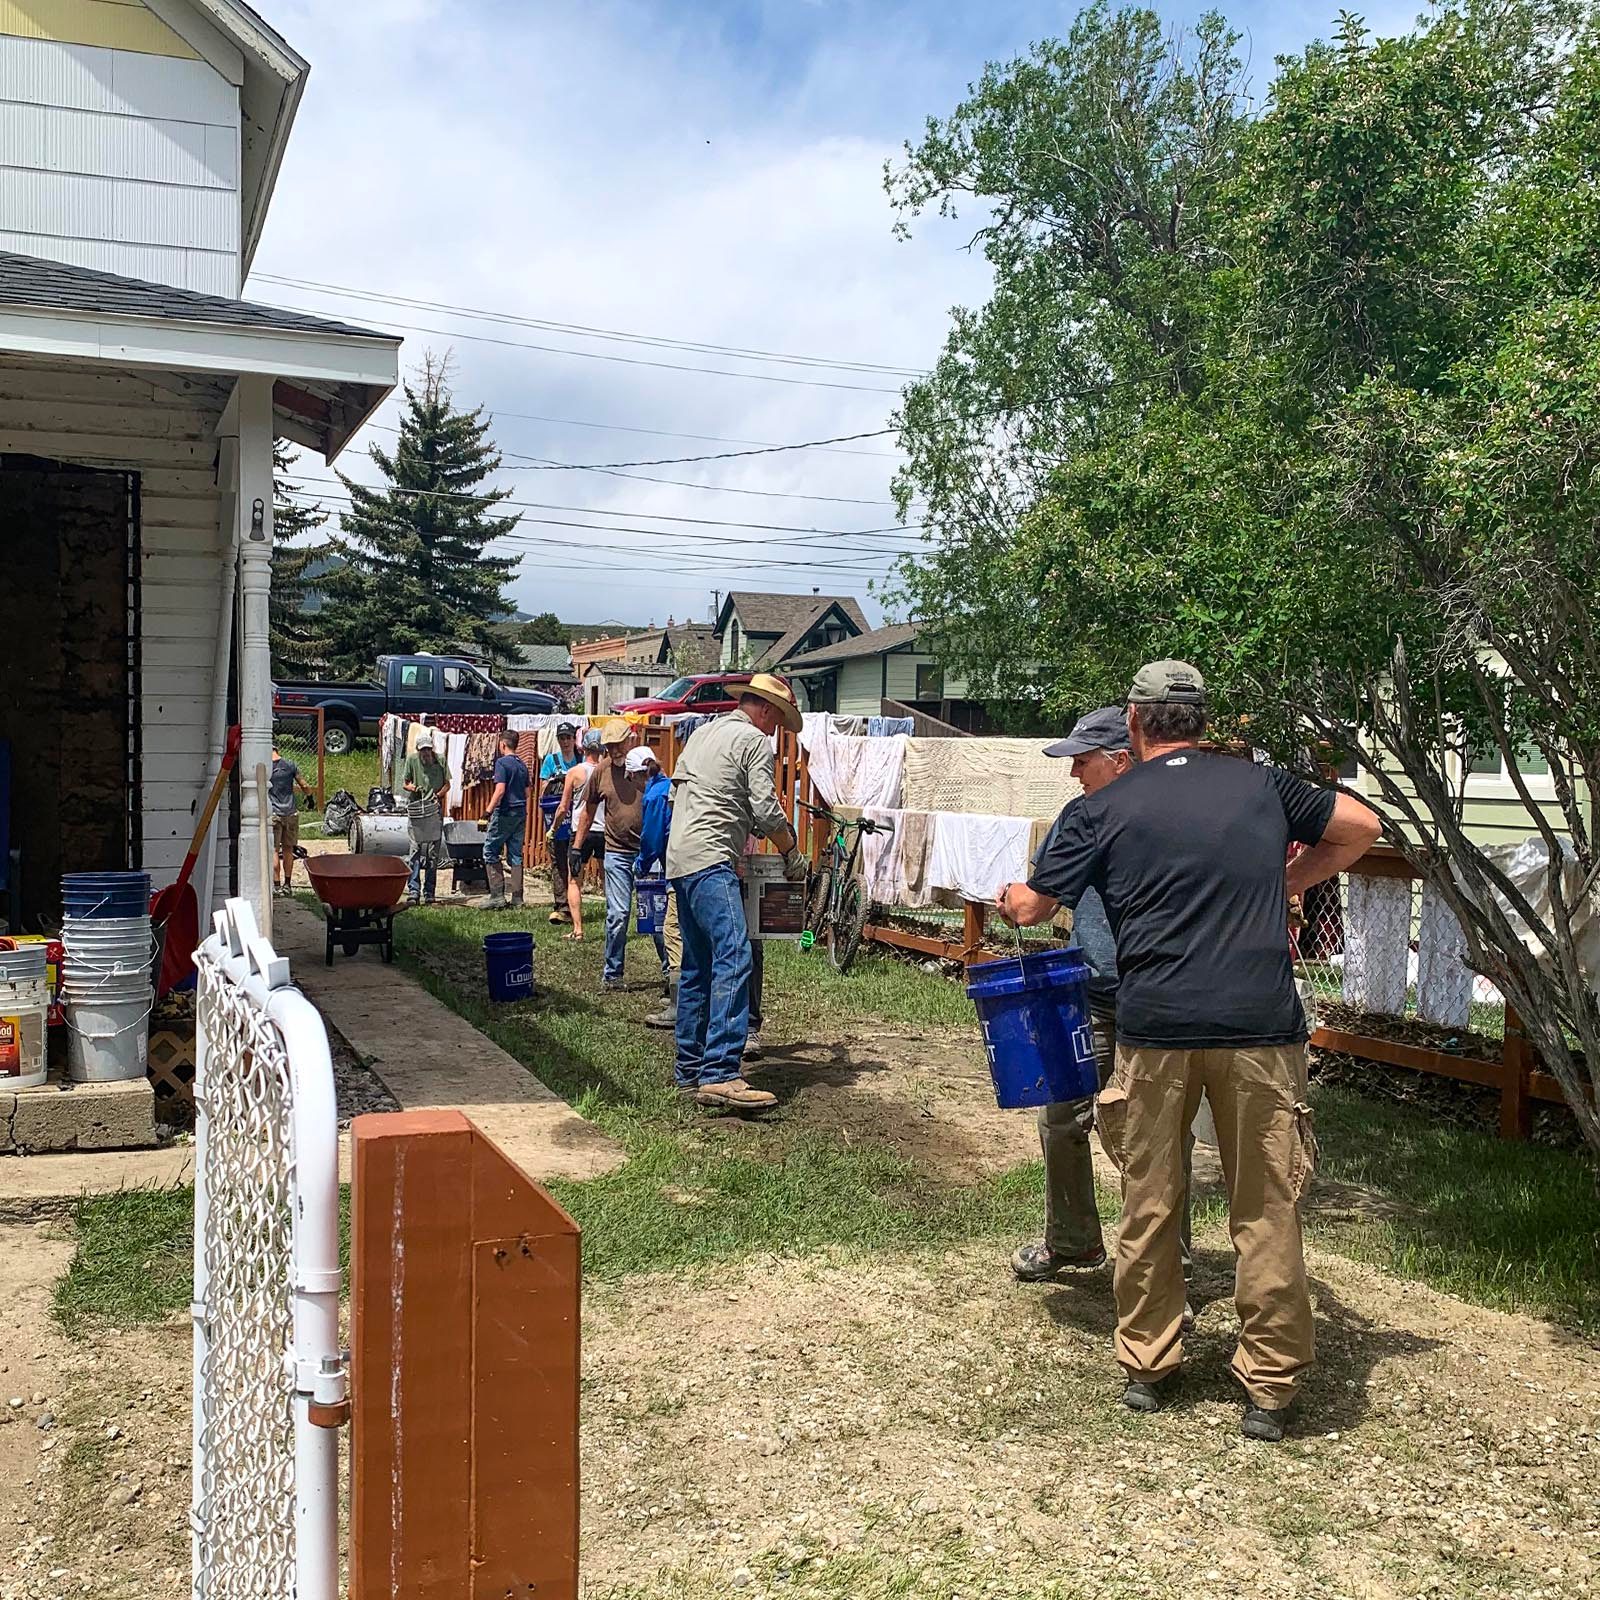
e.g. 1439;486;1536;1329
600;717;633;745
741;673;803;734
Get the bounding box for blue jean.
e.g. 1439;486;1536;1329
603;851;635;983
672;864;751;1088
483;807;524;869
407;841;439;901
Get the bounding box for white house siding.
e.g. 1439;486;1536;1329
0;356;229;899
0;33;240;294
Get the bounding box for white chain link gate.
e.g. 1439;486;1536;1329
191;899;343;1600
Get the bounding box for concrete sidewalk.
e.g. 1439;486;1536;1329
274;899;623;1184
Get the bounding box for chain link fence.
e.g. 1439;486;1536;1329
191;900;342;1600
270;708;326;813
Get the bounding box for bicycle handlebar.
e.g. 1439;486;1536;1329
796;799;894;837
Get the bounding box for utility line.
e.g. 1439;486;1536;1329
488;409;900;459
253;272;925;377
359;422;904;506
289;475;925;538
262;300;907;395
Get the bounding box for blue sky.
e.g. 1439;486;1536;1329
251;0;1427;629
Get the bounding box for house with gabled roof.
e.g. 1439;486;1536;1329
713;590;868;671
0;1;400;928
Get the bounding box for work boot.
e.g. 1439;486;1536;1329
695;1077;777;1111
509;865;525;908
1010;1240;1107;1282
645;987;677;1029
1120;1374;1178;1415
1241;1403;1292;1443
477;863;506;909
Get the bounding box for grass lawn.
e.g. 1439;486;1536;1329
53;894;1600;1336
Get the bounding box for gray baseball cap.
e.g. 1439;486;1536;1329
1127;659;1206;704
1045;706;1132;759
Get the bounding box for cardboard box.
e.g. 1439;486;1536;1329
743;854;807;941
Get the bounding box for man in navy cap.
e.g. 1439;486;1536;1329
1010;708;1193;1297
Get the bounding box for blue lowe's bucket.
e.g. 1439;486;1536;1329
966;946;1097;1109
484;931;535;1002
636;877;668;935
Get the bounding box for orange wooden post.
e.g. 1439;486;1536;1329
961;898;988;964
350;1110;581;1600
1500;1005;1535;1141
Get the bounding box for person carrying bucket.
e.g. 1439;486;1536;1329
269;746;317;896
998;661;1380;1444
627;745;672;990
1007;708;1196;1311
399;730;450;906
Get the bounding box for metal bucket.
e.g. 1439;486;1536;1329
350;814;412;857
65;985;152;1082
0;973;49;1089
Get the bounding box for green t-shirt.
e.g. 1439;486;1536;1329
400;752;449;801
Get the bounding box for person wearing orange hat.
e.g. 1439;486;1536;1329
665;674;806;1111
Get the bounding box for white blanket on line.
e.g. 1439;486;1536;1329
799;714;907;810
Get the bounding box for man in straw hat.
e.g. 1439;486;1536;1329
666;674;807;1111
574;718;649;991
998;661;1379;1442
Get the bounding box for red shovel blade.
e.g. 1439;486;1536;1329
152;882;199;998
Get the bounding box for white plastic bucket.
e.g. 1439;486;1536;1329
65;985;152;1082
0;974;49;1089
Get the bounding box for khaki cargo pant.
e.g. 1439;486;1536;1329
1096;1043;1317;1410
1042;1015;1194;1264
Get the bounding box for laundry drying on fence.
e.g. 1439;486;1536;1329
900;737;1082;822
858;807;1047;908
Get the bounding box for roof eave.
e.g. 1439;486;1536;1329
0;302;398;462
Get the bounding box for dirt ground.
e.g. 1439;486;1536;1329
4;1021;1598;1599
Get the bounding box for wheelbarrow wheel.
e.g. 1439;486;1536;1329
342;938;361;958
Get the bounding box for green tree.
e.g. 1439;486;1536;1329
318;352;520;673
518;612;567;645
890;0;1600;1156
269;442;332;678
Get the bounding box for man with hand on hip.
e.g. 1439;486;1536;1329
666;674;806;1111
574;719;647;992
999;662;1379;1442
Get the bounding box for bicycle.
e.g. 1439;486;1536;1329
798;801;894;975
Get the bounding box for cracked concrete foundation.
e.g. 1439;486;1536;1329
0;1073;157;1154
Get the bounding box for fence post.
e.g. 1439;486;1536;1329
961;898;987;964
350;1109;581;1600
1500;1004;1535;1141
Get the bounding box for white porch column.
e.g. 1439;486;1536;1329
235;374;275;922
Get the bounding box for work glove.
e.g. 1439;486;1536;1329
782;847;807;882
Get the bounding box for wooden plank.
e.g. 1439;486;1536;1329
1347;845;1420;881
1310;1027;1508;1090
863;921;967;963
1500;1005;1535;1140
0;427;214;466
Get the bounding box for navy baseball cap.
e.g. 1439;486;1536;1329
1045;706;1132;759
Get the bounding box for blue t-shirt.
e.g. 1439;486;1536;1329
539;750;580;784
493;752;529;812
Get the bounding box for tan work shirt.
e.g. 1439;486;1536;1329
665;710;788;879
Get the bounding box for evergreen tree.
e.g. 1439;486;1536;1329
269;441;332;678
518;612;567;645
318;352;521;673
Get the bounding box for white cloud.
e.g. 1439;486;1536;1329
253;1;986;626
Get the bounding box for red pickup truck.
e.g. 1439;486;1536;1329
611;673;766;718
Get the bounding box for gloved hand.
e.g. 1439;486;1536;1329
782;847;807;882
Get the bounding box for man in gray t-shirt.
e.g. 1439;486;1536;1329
1008;708;1194;1290
269;747;314;895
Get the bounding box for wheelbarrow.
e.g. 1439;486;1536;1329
304;855;411;966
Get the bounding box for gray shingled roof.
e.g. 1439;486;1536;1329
722;590;870;638
781;623;924;671
0;250;395;341
513;643;574;670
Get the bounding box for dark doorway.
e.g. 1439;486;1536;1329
0;459;138;928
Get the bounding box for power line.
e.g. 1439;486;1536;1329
291;474;925;538
252;272;925;378
359;422;904;506
262;300;908;395
488;409;900;459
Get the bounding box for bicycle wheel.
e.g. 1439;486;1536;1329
805;865;834;939
828;876;868;974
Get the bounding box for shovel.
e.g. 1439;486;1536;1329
151;725;242;997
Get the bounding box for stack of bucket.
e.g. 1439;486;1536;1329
61;871;154;1083
0;939;51;1089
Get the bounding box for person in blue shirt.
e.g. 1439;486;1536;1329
539;722;583;924
481;730;530;909
628;746;672;985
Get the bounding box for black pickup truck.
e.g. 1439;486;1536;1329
274;654;557;754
